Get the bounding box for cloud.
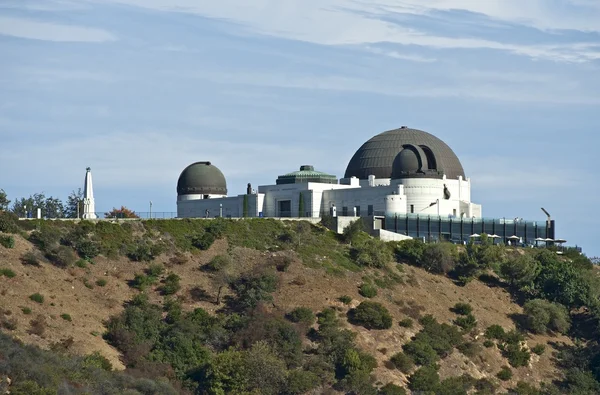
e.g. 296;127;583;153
98;0;600;61
0;16;116;42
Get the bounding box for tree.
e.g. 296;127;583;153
105;206;139;218
11;193;65;218
0;189;10;211
65;189;84;218
499;254;541;295
523;299;571;334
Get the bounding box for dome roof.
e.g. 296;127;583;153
177;161;227;196
344;127;466;180
276;165;337;185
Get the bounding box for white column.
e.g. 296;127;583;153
82;167;97;219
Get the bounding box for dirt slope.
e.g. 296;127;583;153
0;233;569;391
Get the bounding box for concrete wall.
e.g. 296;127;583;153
373;229;413;241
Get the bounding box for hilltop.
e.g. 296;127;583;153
0;212;599;395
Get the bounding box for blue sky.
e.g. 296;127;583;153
0;0;599;256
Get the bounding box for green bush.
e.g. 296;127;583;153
483;339;494;348
286;370;320;394
395;238;426;264
485;324;506;340
339;295;352;304
205;254;231;272
60;313;72;322
229;272;278;311
353;238;394;268
75;239;99;259
454;313;477;331
127;240;164;262
0;268;16;278
192;232;215;250
497;366;512;381
378;383;407;395
503;342;531;368
359;283;378;298
0;234;15;248
403;316;462;366
420;243;457;274
95;278;107;287
408;365;440;392
45;245;77;268
287;307;315;325
29;293;44;304
21;307;32;314
75;259;87;268
390;352;414;373
130;273;158;291
523;299;571;334
160;273;181;295
0;211;19;233
451;302;473;316
398;318;413;328
402;339;438;366
29;228;61;251
509;381;542;395
457;341;481;358
532;344;546;355
349;301;393;330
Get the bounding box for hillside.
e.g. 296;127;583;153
0;213;599;395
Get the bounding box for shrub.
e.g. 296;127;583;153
339;295;352;304
0;268;16;278
96;278;107;287
75;259;87;268
127;241;163;262
483;339;494;348
131;273;157;291
21;251;41;266
451;302;473;316
509;381;542;395
353;238;394;268
60;313;72;322
229;272;278;311
399;318;413;328
378;383;407;395
395;238;426;264
408;365;440;392
147;263;165;277
192;232;215;250
275;256;292;272
532;344;546;355
359;283;378;298
420;243;457;274
503;342;531;368
0;211;19;233
485;324;506;340
402;339;438;366
454;314;477;331
29;228;60;251
75;239;100;259
205;254;231;272
28;314;47;336
0;234;15;248
286;370;320;394
390;352;414;373
160;273;181;295
21;307;32;314
168;253;188;266
458;341;481;358
29;293;44;304
497;366;512;381
1;317;17;330
349;301;393;330
46;245;78;268
523;299;571;334
287;307;315;325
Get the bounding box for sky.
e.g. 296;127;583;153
0;0;598;256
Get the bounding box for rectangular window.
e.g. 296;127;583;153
410;205;414;214
342;206;348;216
453;209;457;217
355;206;361;216
368;205;374;216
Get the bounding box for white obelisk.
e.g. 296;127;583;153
82;167;97;219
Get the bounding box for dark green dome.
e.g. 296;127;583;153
276;165;337;185
177;161;227;196
344;127;466;180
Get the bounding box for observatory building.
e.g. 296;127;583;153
177;126;555;243
177;127;481;219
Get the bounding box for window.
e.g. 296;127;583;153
453;209;457;217
410;205;414;213
342;206;348;216
368;205;374;215
355;206;361;216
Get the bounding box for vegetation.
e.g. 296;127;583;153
286;307;315;326
29;293;44;304
523;299;571;334
349;301;393;329
60;313;72;322
497;366;513;381
0;234;15;248
104;206;139;218
0;268;16;278
359;282;378;298
451;302;473;316
338;295;352;304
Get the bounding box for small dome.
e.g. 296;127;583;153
344;127;466;180
177;161;227;196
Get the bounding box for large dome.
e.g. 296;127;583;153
344;127;466;180
177;161;227;196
